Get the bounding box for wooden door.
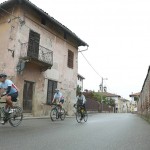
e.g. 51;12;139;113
23;81;34;113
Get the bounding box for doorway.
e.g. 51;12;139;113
23;81;34;113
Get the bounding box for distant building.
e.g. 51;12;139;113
129;92;140;113
99;92;121;113
119;98;130;113
77;74;85;91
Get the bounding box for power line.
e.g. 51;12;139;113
80;52;102;78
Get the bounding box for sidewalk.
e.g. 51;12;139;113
23;113;74;120
23;111;98;120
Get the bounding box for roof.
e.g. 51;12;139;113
120;98;129;102
78;74;85;79
0;0;88;47
98;92;121;98
129;92;140;97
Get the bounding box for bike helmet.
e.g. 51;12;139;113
0;73;7;78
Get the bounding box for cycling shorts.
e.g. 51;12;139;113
8;92;18;102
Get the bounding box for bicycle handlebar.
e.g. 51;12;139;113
0;101;7;104
49;103;61;106
73;104;85;109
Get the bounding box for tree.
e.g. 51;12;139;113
93;92;107;112
108;98;115;107
76;85;81;95
134;96;139;102
93;92;106;102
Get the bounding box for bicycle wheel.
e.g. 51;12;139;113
9;106;23;127
76;111;82;123
83;111;88;122
50;108;58;121
60;108;66;121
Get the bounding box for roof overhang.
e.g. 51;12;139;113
129;92;140;97
99;92;121;98
0;0;88;47
78;74;85;79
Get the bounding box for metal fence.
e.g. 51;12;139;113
20;42;53;66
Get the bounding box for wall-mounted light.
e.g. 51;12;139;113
8;49;14;57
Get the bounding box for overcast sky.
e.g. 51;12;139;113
1;0;150;99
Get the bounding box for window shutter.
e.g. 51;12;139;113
67;50;74;69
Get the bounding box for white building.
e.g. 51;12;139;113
77;74;85;91
129;92;140;113
119;98;130;113
99;92;121;113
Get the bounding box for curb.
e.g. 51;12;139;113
22;111;98;120
23;115;74;120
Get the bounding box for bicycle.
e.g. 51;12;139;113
74;104;88;123
50;103;66;121
0;100;23;127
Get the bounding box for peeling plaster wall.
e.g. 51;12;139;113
0;4;78;116
0;7;20;76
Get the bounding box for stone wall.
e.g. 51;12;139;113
139;66;150;122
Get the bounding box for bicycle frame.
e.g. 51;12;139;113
74;104;85;113
0;100;23;127
74;104;88;123
50;103;61;111
50;103;66;121
0;102;9;123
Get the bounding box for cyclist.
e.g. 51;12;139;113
76;91;86;120
52;89;64;109
0;73;18;124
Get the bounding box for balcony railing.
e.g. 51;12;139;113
20;42;53;68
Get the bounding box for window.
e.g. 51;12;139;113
47;80;57;104
67;50;74;69
28;30;40;58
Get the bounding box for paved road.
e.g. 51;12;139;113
0;113;150;150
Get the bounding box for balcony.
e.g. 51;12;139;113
20;42;53;70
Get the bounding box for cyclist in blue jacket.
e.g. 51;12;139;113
0;73;18;114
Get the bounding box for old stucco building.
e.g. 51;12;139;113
0;0;88;116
